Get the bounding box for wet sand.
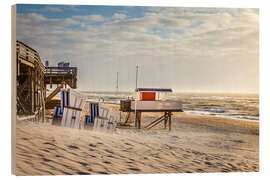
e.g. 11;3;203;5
15;104;259;175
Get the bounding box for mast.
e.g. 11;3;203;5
116;71;119;92
134;65;139;127
136;65;139;90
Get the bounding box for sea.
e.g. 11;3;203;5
80;91;259;121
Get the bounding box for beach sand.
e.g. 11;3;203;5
15;104;259;175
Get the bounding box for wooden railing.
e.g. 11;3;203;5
45;67;77;76
16;40;45;72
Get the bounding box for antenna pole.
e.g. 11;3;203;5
136;65;139;90
116;72;119;92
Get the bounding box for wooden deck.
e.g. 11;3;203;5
16;40;78;119
120;100;183;131
45;66;77;88
16;40;46;121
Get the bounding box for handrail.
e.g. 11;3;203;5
45;67;77;75
16;40;45;71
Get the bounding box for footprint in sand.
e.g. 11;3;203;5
89;143;96;147
232;139;245;143
125;142;133;146
42;149;50;153
87;168;93;172
78;162;88;167
197;168;204;172
96;171;109;174
76;171;90;175
183;154;191;159
105;149;113;154
43;142;56;146
103;161;112;164
106;155;115;158
67;145;80;150
128;167;141;172
42;158;52;162
221;168;230;172
204;161;213;167
192;160;201;164
227;163;237;170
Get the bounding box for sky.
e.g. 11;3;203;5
16;4;259;93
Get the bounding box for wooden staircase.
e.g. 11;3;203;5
45;84;63;104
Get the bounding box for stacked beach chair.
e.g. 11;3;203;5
52;88;70;125
93;103;120;132
85;102;99;126
53;88;70;117
61;88;86;129
52;88;120;132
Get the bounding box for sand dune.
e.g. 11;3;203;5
15;106;259;175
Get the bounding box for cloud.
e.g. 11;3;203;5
16;7;259;92
45;7;62;12
113;13;127;19
72;14;105;22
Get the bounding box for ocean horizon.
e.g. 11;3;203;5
78;91;259;121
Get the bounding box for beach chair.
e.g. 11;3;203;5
61;88;86;129
85;102;99;126
93;103;120;132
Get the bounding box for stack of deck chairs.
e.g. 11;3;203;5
53;88;120;132
53;88;86;129
53;88;70;118
61;89;86;129
85;102;120;132
84;102;99;126
92;103;120;132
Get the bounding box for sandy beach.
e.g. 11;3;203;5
15;104;259;175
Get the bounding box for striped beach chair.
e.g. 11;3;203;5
61;88;86;129
93;103;120;132
60;88;70;114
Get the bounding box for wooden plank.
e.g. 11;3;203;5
144;114;165;129
45;84;63;103
64;106;82;111
147;116;166;130
19;58;34;68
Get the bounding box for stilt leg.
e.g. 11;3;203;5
138;112;141;129
135;111;141;129
164;112;168;129
168;112;172;131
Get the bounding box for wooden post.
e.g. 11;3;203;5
136;111;141;129
164;112;168;129
50;77;52;88
138;111;141;129
31;68;35;113
168;112;172;131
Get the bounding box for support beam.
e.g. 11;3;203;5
168;112;172;131
144;114;165;129
45;84;63;104
124;112;131;124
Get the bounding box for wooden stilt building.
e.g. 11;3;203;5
16;40;46;121
16;40;78;121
